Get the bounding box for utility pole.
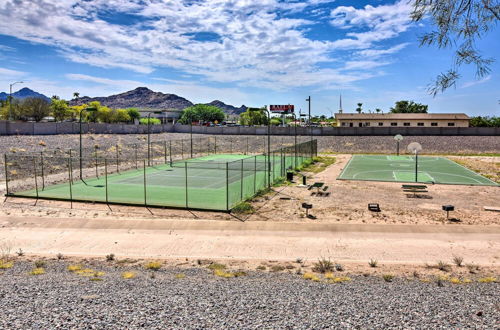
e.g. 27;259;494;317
8;81;24;120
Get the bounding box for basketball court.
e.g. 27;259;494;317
338;155;498;186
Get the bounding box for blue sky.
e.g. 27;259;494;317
0;0;498;116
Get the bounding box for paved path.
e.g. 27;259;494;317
1;216;499;265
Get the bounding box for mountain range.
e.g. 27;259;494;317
0;87;247;115
71;87;247;114
0;87;51;102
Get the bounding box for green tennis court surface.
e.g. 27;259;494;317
14;153;303;211
338;155;498;186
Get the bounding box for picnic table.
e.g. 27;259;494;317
310;182;324;194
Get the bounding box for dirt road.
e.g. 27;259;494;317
1;216;498;266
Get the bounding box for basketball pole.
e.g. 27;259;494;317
415;152;418;182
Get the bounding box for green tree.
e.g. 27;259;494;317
390;101;428;114
113;109;131;123
139;118;161;125
411;1;500;96
21;97;51;122
97;106;113;123
126;108;140;121
178;104;225;124
270;117;282;126
356;103;363;113
470;116;500;127
50;97;69;121
239;107;268;126
375;108;382;113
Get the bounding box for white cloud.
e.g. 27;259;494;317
0;0;414;91
356;43;410;58
0;67;26;78
461;75;492;88
330;1;413;49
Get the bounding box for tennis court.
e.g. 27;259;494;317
338;155;498;186
7;141;314;211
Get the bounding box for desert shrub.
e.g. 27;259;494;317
233;271;247;277
16;249;24;257
437;260;451;272
106;254;115;262
231;202;255;214
56;253;64;260
208;263;226;270
67;264;82;272
295;258;303;264
368;259;378;268
335;263;344;272
328;276;351;284
449;277;461;284
270;265;285;272
0;260;14;269
383;274;394;282
34;260;46;268
303;272;320;282
452;256;464;267
256;265;266;271
122;272;136;279
478;277;497;283
466;263;480;274
144;261;162;271
29;267;45;275
175;273;186;279
312;258;334;273
213;269;234;278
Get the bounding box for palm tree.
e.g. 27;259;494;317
375;108;381;113
356;103;363;114
73;92;80;101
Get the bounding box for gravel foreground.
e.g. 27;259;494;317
0;261;498;329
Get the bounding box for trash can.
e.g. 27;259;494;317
286;172;294;181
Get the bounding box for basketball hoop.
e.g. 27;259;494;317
394;134;403;156
407;142;423;182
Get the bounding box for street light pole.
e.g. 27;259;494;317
306;96;312;157
8;81;24;121
79;107;97;183
291;112;297;168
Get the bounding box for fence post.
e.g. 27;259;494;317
67;158;73;209
214;136;217;154
94;145;99;179
116;144;120;173
169;140;172;166
33;157;39;198
226;162;229;211
143;160;147;206
253;156;257;194
164;140;167;164
185;162;188;209
135;144;138;169
4;154;9;195
104;159;108;204
40;151;45;190
240;159;244;200
69;149;73;185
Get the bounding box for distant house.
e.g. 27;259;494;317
138;109;183;124
334;113;470;128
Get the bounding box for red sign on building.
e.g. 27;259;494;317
269;105;294;113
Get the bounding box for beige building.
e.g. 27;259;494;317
335;113;470;128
